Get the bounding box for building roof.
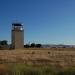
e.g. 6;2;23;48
12;23;23;26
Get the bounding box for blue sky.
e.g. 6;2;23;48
0;0;75;45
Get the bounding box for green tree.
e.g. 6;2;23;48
1;40;8;45
0;41;1;45
36;44;42;48
24;44;30;48
30;43;36;48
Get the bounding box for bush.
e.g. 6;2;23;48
36;44;42;48
30;43;36;48
24;44;30;48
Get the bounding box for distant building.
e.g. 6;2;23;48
11;23;24;49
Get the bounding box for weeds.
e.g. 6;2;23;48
0;63;75;75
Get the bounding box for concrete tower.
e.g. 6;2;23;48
11;23;24;49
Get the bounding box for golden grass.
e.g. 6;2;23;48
0;48;75;67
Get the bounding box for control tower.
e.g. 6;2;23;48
11;23;24;49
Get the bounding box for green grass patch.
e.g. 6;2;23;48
0;63;75;75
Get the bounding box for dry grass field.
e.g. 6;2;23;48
0;48;75;75
0;48;75;67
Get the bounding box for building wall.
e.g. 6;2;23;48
12;30;24;49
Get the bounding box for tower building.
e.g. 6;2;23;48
11;23;24;49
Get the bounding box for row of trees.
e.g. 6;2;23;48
0;40;8;50
24;43;42;48
0;40;42;49
0;40;8;45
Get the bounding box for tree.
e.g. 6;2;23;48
1;40;8;45
30;43;36;48
24;44;30;48
36;44;42;48
0;41;1;45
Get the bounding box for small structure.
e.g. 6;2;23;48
11;23;24;49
